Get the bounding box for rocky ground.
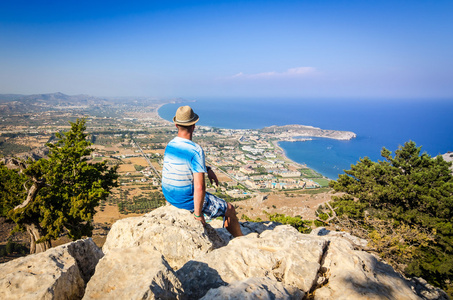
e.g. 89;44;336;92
0;205;448;300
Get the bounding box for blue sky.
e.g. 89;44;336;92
0;0;452;99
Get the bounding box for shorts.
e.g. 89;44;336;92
202;192;228;219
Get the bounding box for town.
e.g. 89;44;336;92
0;94;349;217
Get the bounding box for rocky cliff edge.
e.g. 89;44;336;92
0;205;448;300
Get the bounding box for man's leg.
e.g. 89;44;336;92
224;202;243;237
203;193;243;237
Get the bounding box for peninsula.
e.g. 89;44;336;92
261;124;356;141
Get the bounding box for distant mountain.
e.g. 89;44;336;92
14;92;110;107
0;92;170;115
0;94;26;103
0;92;111;114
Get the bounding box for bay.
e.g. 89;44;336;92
159;98;453;179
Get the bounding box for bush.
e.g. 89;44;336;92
5;241;14;254
134;165;146;171
330;141;453;295
314;220;325;227
242;212;312;234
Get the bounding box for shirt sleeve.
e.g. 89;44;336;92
191;146;206;173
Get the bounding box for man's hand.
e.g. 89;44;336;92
194;213;207;226
207;168;219;186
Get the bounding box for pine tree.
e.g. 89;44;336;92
5;119;118;253
330;141;453;293
0;162;26;216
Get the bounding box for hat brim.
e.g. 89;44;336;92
173;113;199;126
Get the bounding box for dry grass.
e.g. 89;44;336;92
93;204;143;225
235;191;335;221
118;164;136;173
216;173;233;182
143;149;165;155
126;157;148;166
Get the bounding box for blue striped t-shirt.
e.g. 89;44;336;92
161;137;206;210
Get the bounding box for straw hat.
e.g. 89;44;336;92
173;105;199;126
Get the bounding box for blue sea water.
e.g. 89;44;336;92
159;98;453;179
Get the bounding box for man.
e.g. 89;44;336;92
162;106;243;237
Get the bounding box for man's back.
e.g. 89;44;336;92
161;136;206;210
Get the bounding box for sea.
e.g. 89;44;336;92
158;98;453;179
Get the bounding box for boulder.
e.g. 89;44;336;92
176;225;327;298
0;238;102;300
313;237;421;300
311;227;368;248
83;246;184;300
102;205;226;269
200;277;304;300
410;277;449;300
98;207;445;299
310;229;448;299
3;206;448;299
209;219;281;242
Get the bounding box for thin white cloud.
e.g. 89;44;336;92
231;67;317;79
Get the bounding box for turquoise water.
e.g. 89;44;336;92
159;98;453;179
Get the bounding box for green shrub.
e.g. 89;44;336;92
5;241;14;254
330;141;453;295
242;212;312;234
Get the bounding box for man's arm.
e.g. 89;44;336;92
206;166;219;186
193;172;206;225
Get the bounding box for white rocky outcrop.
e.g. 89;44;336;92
102;205;226;269
200;277;304;300
0;206;448;299
83;246;184;300
175;226;325;298
0;238;102;300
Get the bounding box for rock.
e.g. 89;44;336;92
3;206;447;299
240;220;281;235
102;205;226;269
0;238;101;300
83;246;184;300
255;194;269;202
210;219;282;243
311;227;368;248
200;277;304;300
313;238;422;300
67;239;104;284
91;208;452;299
410;277;449;300
177;225;326;298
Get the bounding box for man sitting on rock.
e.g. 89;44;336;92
161;105;243;237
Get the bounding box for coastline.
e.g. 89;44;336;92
158;103;335;181
272;140;304;167
155;103;173;124
273;139;333;180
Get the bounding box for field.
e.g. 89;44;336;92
235;190;334;221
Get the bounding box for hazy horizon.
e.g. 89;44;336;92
1;1;452;99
